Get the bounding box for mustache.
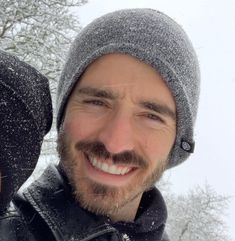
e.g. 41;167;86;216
75;141;148;168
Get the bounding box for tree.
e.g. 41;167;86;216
0;0;87;88
0;0;88;157
160;183;231;241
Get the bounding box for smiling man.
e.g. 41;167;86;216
58;53;176;223
0;8;200;241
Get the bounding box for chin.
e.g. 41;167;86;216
69;166;158;217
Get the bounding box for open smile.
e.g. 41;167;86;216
85;153;136;175
82;152;139;186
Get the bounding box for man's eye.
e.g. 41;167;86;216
146;113;164;123
83;99;106;107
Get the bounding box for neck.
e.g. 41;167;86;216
109;194;142;223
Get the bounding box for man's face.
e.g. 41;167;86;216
58;53;176;218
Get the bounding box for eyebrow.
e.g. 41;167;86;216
76;87;117;99
140;101;176;121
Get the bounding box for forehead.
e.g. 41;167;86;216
73;54;174;105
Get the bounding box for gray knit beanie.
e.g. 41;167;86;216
56;8;200;168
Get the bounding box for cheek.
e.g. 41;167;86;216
63;114;103;142
141;132;175;164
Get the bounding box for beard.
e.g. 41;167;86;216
57;128;167;218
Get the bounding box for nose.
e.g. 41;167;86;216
98;111;135;154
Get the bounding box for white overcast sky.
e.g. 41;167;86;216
76;0;235;239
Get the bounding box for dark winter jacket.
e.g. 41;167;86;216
0;164;170;241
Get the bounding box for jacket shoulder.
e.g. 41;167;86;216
0;193;55;241
0;201;34;241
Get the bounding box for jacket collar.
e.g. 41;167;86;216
24;165;117;241
23;164;167;240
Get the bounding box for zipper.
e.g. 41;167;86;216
122;233;131;241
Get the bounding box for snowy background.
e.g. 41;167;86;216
75;0;235;239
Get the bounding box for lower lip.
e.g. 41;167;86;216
84;154;137;186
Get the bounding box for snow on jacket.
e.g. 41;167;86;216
0;164;170;241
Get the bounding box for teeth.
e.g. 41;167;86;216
89;156;131;175
101;162;109;172
93;158;98;166
121;167;128;175
97;159;102;169
109;165;117;175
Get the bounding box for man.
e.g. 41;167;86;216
0;8;200;241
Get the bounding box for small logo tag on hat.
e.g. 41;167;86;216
181;139;195;153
